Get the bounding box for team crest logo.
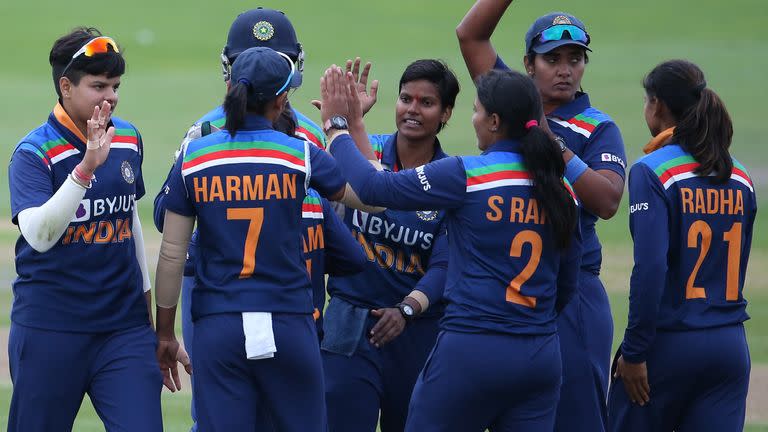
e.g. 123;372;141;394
416;210;438;222
121;161;135;184
552;15;572;25
253;21;275;41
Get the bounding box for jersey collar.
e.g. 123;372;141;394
382;132;447;171
643;127;675;154
241;114;274;131
483;138;522;154
547;92;591;120
50;103;88;145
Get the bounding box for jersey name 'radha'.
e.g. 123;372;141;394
190;173;297;203
680;187;745;216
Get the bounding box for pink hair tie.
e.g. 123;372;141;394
525;120;539;130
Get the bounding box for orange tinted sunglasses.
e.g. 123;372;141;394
60;37;120;77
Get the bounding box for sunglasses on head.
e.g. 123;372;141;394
60;36;120;78
537;25;590;45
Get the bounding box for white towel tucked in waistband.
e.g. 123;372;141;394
242;312;276;360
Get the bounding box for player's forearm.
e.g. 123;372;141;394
154;211;194;309
17;175;88;253
569;167;624;219
456;0;512;42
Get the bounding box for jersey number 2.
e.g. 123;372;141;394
686;221;742;301
227;208;264;279
507;230;542;308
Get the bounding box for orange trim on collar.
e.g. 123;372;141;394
643;127;675;154
53;103;87;143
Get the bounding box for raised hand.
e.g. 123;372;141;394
320;66;350;125
345;57;379;115
79;100;116;176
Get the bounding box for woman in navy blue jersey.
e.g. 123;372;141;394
7;28;162;431
457;3;627;430
153;47;353;431
321;58;458;432
322;66;581;431
608;60;755;432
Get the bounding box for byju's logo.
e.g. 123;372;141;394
72;199;91;222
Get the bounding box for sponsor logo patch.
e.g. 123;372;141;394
72;199;91;222
601;153;626;168
630;202;649;213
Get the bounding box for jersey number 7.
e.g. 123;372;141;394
227;207;264;279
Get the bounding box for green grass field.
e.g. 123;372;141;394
0;0;765;429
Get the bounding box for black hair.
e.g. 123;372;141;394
398;59;460;133
223;81;278;136
476;69;577;249
643;60;733;183
274;101;297;137
49;27;125;98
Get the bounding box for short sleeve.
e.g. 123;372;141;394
9;144;54;224
161;155;196;217
580;122;627;179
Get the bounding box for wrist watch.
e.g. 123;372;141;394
555;135;567;153
324;115;349;134
396;302;415;322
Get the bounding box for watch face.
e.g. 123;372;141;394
402;304;414;316
330;115;348;130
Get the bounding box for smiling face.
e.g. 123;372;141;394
60;73;120;126
395;79;451;142
525;45;586;109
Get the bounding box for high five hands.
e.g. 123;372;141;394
313;57;377;116
319;65;364;126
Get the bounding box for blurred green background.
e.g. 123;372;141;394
0;0;766;430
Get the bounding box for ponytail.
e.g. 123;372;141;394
644;60;733;183
477;69;577;249
223;81;249;137
520;126;577;249
674;87;733;183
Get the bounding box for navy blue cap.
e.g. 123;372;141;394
231;47;301;99
525;12;591;54
224;8;303;84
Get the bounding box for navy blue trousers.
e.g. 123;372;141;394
554;270;613;432
405;330;562;432
323;315;439;432
608;324;750;432
7;323;162;432
192;312;325;432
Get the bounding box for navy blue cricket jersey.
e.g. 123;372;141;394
162;114;345;318
8;104;148;332
302;189;367;319
496;57;626;274
327;133;449;317
331;135;581;335
621;144;756;363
